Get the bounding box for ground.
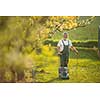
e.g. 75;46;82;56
33;47;100;83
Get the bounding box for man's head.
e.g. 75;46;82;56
63;32;68;39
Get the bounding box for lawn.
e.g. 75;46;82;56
32;47;100;83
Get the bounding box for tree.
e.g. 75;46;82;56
44;16;95;38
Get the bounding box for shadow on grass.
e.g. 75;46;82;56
45;77;59;83
45;77;70;83
34;77;59;83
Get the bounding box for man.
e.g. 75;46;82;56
57;32;78;79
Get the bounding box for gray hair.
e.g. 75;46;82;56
63;32;68;35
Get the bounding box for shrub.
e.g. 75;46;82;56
44;39;98;48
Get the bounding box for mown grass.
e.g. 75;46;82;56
32;47;100;83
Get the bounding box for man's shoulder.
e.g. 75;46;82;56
58;39;72;42
67;39;72;42
58;39;63;42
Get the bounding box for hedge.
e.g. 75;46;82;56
43;39;98;48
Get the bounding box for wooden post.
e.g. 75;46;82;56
98;25;100;58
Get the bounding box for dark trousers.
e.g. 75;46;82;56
60;54;69;67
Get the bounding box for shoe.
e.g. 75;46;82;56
66;76;69;80
59;76;69;80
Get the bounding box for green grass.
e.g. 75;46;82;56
33;47;100;83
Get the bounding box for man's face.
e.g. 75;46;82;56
63;34;68;38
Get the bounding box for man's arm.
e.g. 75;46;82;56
70;46;79;54
68;40;78;54
57;46;60;52
57;40;63;55
57;46;62;55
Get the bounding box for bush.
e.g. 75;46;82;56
44;39;98;48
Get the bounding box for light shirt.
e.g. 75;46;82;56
57;39;72;52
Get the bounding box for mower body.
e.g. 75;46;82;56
59;67;69;79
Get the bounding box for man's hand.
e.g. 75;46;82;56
75;50;79;55
57;52;62;56
57;46;62;55
70;46;79;55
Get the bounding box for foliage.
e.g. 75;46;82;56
44;39;98;48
